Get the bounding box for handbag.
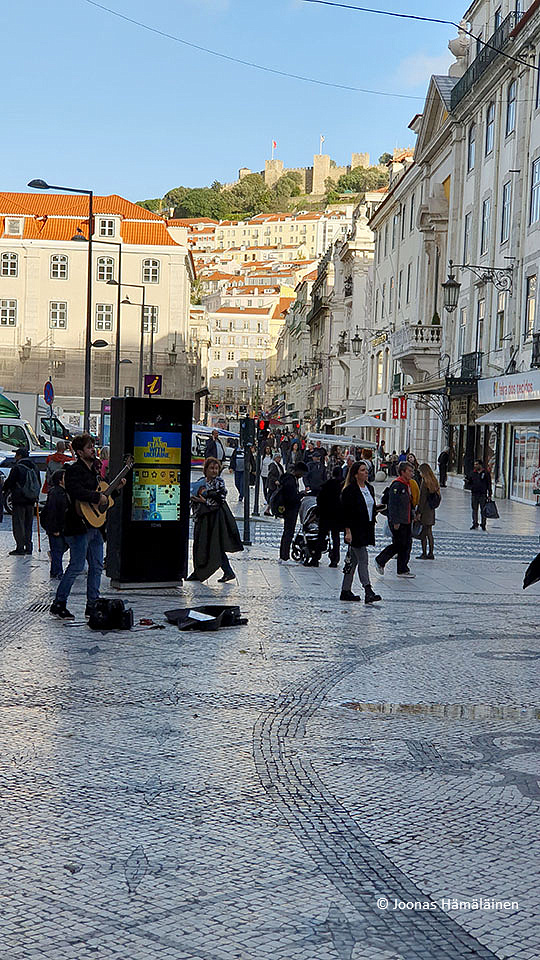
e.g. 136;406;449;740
483;499;499;519
412;520;423;539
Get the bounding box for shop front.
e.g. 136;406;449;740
477;371;540;505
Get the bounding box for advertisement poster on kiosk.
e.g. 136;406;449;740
132;429;182;522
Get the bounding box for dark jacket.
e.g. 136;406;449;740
279;471;301;511
267;460;284;493
42;485;68;535
3;457;40;505
468;469;492;497
305;460;327;494
191;500;243;581
387;477;413;526
416;480;437;526
340;481;376;547
63;457;102;537
317;476;344;531
204;437;225;460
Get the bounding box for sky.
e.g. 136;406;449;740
6;0;467;202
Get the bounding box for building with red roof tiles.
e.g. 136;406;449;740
0;192;200;418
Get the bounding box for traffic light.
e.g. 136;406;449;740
258;418;270;434
240;417;256;445
292;420;300;433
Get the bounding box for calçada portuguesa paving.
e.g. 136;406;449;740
0;485;539;960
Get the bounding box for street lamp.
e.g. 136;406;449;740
442;261;461;314
108;281;146;396
28;179;94;431
351;326;362;356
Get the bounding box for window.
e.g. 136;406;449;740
476;30;483;56
501;181;512;242
214;350;221;360
241;370;248;380
94;355;111;389
400;205;405;240
476;298;485;354
485;103;495;155
467;124;476;172
227;350;235;361
375;289;379;321
257;337;264;346
6;219;22;236
97;256;115;282
494;6;502;29
142;259;160;283
398;270;403;309
0;299;17;326
530;159;540;224
406;263;412;304
376;353;384;393
389;276;394;313
142;305;158;333
215;336;221;345
384;223;388;256
409;193;415;233
0;252;18;277
536;54;540;109
458;307;467;357
99;219;115;237
50;254;68;279
49;301;67;329
496;292;506;348
392;214;399;249
254;370;262;381
506;81;517;136
481;198;491;255
463;212;472;263
525;276;536;339
226;372;233;380
96;303;113;331
381;282;386;318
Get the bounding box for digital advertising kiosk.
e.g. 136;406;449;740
106;397;193;587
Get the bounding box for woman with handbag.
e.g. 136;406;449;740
415;463;441;560
189;458;243;582
340;461;382;603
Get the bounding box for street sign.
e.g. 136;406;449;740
144;374;162;397
43;381;54;406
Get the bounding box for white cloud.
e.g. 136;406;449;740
394;51;454;90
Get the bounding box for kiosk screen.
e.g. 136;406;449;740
132;427;182;522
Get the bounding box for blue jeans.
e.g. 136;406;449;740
234;471;244;499
56;529;103;605
48;534;67;577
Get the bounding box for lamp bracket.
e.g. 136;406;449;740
455;263;513;294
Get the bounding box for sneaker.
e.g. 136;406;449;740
217;573;236;582
397;571;416;578
50;600;75;620
375;560;385;576
364;586;382;604
340;590;361;601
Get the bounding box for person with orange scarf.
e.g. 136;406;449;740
375;460;416;578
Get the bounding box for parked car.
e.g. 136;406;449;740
0;451;74;514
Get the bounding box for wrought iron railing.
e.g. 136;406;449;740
451;13;517;109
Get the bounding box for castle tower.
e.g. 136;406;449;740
351;152;370;170
264;158;284;188
311;154;331;195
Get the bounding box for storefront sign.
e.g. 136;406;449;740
371;332;388;348
478;370;540;405
392;397;399;419
400;396;407;420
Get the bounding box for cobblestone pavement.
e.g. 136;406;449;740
0;487;538;960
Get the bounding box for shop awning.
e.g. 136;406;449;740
476;401;540;424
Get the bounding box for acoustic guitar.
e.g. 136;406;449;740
76;456;134;528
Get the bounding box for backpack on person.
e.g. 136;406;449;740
427;490;441;509
269;486;286;518
19;464;41;503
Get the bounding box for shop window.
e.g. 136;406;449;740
525;276;537;340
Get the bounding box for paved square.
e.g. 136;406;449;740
0;486;538;959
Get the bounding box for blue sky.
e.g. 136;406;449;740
7;0;466;201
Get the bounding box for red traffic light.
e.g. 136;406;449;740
258;419;269;432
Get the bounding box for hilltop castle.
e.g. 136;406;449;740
227;151;372;196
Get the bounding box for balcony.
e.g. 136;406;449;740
532;332;540;369
306;294;331;326
391;323;442;379
451;13;517;109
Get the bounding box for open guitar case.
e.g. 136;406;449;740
164;605;248;632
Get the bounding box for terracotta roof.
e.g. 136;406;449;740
272;297;295;320
0;193;164;220
168;217;218;226
214;306;271;315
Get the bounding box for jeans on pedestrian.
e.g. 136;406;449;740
262;476;269;503
375;523;412;574
320;526;340;564
56;528;103;605
49;534;67;577
12;503;34;552
280;506;299;560
234;471;244;499
471;493;487;527
341;545;370;592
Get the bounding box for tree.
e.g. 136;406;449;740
165;186;231;220
226;173;272;217
379;152;393;166
332;165;389;196
136;198;163;213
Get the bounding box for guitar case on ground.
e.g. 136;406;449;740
164;605;248;631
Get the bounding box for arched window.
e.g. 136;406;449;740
50;254;68;279
485;102;495;155
0;252;18;277
467;123;476;172
97;257;114;282
142;259;160;283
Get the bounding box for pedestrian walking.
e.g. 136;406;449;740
317;465;344;567
41;469;68;578
278;462;308;563
388;451;399;476
204;430;225;462
286;440;302;467
3;447;40;555
467;460;492;530
260;444;274;504
438;447;449;487
375;461;416;578
265;452;284;515
415;463;441;560
49;434;126;620
229;446;246;501
189;457;243;582
340;461;382;603
44;440;71;493
305;455;327;495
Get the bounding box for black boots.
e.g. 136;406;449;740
340;590;360;601
364;585;382;604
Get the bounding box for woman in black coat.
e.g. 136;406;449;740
340;461;382;604
317;465;344;567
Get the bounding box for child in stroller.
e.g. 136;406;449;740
291;494;327;566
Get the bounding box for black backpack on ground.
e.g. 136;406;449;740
88;598;133;631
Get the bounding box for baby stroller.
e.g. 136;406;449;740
291;495;325;566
